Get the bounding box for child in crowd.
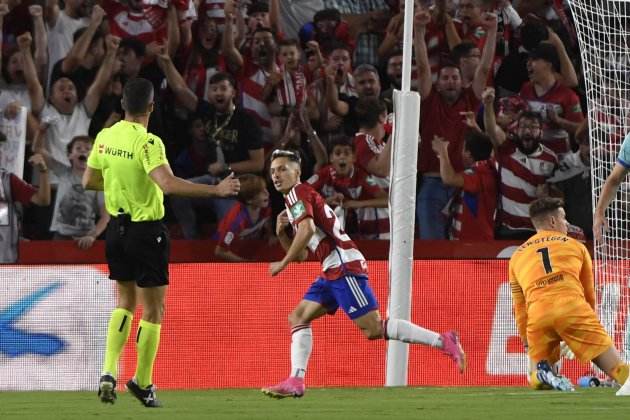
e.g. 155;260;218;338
35;134;109;249
307;137;389;239
214;173;273;261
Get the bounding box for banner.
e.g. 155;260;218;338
0;261;602;390
0;106;27;178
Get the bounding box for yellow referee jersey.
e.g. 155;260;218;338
87;120;168;222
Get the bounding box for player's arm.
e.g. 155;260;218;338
509;262;528;347
579;244;596;311
271;217;314;276
82;166;105;191
594;163;629;240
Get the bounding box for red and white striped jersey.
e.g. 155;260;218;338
284;182;368;280
519;81;584;156
238;58;277;143
497;139;558;231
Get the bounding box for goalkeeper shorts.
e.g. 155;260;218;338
526;295;613;364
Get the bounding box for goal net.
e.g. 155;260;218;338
569;0;630;360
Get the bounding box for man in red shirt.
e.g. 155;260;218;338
414;9;497;239
432;131;497;240
519;43;583;156
262;149;465;399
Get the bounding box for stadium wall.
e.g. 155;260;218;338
0;241;602;390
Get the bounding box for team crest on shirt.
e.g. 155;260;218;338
290;201;306;219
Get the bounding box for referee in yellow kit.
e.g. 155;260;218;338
83;78;240;408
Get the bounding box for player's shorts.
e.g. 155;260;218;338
303;274;378;320
527;294;613;364
105;215;170;288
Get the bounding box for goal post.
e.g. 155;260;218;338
569;0;630;358
385;0;421;386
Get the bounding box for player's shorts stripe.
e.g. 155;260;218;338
346;276;368;307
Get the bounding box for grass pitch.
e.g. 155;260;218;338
0;387;624;420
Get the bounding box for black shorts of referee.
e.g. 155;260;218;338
105;214;170;287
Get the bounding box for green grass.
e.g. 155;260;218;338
0;387;625;420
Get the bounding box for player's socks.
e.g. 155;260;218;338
135;319;161;389
611;362;629;384
383;318;441;346
102;308;133;378
290;324;312;378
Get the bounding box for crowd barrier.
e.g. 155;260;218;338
0;240;605;390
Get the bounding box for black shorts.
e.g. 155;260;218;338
105;215;170;288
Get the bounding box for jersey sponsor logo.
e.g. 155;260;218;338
290;200;306;219
101;146;134;159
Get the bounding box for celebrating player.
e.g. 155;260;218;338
509;197;630;394
262;149;466;399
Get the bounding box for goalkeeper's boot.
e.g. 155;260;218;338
440;331;467;373
126;378;162;407
536;360;575;392
98;374;117;404
261;377;305;399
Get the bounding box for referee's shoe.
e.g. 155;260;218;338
126;378;162;407
98;374;117;404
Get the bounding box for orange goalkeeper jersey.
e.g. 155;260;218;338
509;230;595;342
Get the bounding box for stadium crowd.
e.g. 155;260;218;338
0;0;599;262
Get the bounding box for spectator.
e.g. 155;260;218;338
321;0;391;66
101;0;185;55
298;8;355;57
175;13;225;101
224;23;278;143
483;88;558;239
172;116;212;179
414;9;497;239
328;63;383;137
380;51;403;104
432;130;497;240
519;42;583;156
549;121;593;239
276;105;328;180
24;32;119;184
214;173;273;261
50;5;107;100
307;41;355;141
45;0;90;86
455;0;487;48
451;41;481;88
157;57;265;237
279;0;324;40
307;137;389;239
34;135;109;248
353;96;391;182
263;38;307;141
0;151;50;263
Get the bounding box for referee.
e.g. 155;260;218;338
83;78;239;408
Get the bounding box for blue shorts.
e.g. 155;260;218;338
303;274;378;320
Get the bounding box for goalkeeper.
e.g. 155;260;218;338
509;197;630;394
